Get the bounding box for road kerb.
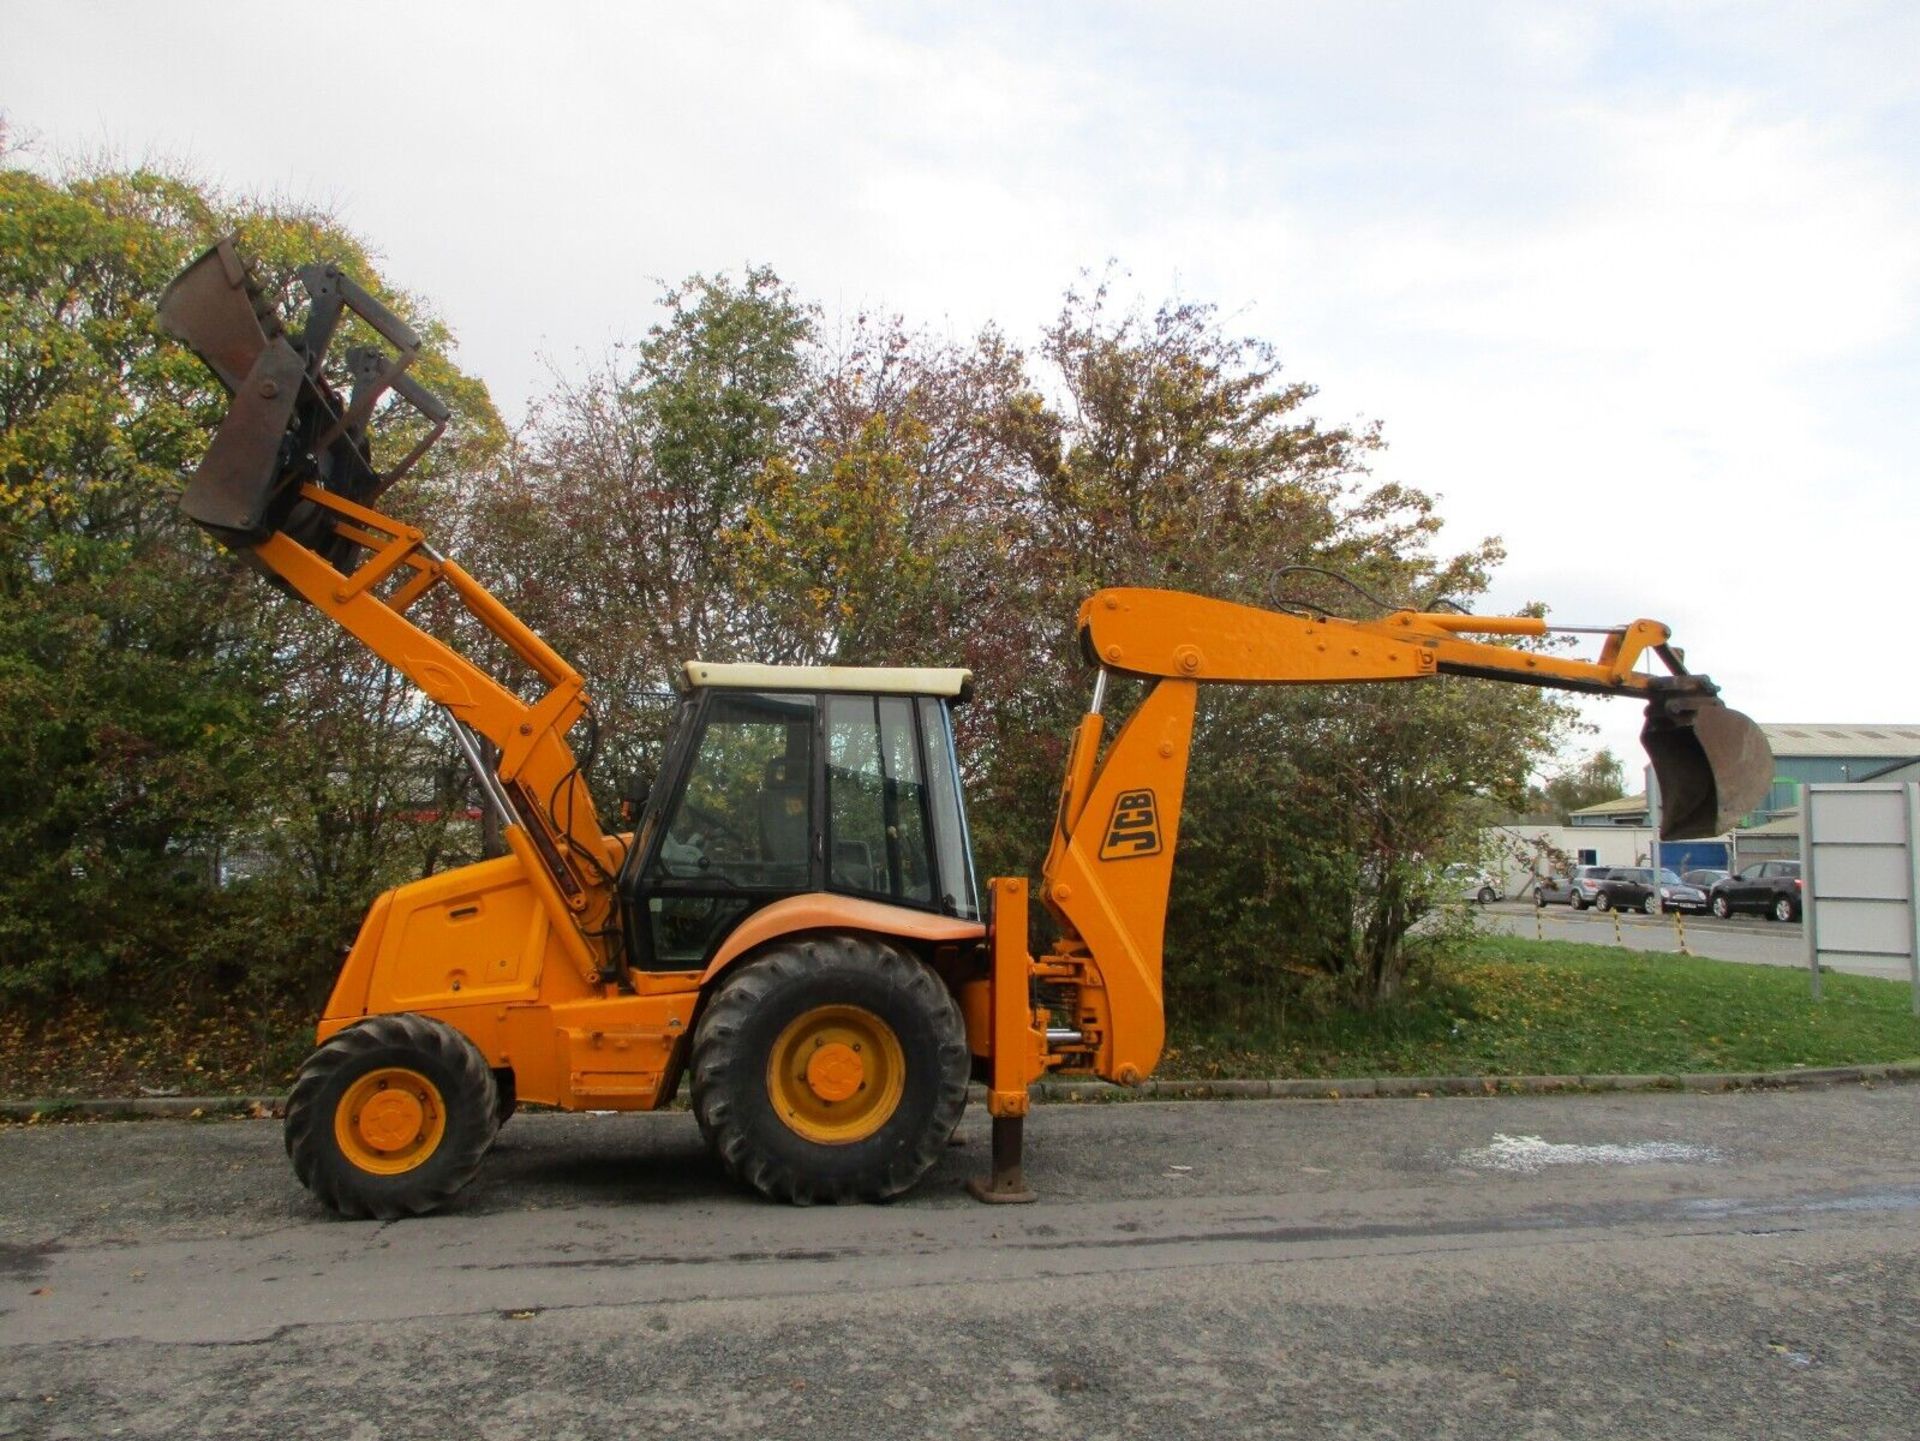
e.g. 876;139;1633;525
7;1060;1917;1121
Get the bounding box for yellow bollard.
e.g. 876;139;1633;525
1672;906;1690;956
1535;904;1544;942
1613;907;1623;947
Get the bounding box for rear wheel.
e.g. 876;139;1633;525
690;934;969;1205
1570;894;1587;911
1477;885;1497;905
491;1069;517;1130
1772;895;1798;923
1594;891;1613;912
284;1014;497;1220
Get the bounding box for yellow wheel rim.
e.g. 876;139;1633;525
766;1004;905;1145
334;1067;446;1175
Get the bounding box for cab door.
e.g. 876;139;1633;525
627;690;822;971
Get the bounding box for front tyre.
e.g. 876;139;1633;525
1477;886;1497;906
690;935;969;1205
1595;892;1613;913
1712;894;1732;919
1642;894;1659;915
284;1014;498;1220
1773;895;1799;923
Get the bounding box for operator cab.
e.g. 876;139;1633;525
618;663;980;971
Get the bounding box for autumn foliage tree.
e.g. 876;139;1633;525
0;161;505;999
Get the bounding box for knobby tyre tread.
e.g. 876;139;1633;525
284;1013;498;1220
689;935;969;1205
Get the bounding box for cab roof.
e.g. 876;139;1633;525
681;661;973;702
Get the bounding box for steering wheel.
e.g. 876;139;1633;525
679;800;755;851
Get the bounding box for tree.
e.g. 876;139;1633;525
988;280;1575;1006
1524;749;1628;822
0;161;505;999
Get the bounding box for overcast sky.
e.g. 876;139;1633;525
5;1;1916;779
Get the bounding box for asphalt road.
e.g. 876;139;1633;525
1479;901;1907;979
4;1086;1919;1440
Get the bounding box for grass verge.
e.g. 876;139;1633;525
1159;935;1920;1080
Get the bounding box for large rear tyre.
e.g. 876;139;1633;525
690;935;969;1205
284;1014;498;1220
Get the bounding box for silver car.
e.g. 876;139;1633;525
1534;865;1614;910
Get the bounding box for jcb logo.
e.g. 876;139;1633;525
1099;789;1162;860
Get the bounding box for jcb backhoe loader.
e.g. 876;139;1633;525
158;240;1773;1217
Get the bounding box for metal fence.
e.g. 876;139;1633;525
1801;782;1920;1012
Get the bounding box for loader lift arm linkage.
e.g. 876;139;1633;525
160;238;1771;1213
157;240;626;988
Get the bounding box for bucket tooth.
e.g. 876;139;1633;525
1641;694;1773;839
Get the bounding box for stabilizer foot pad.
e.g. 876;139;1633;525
965;1175;1038;1204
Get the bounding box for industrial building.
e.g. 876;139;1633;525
1484;724;1920;893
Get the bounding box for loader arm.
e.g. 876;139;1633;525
158;239;625;985
967;586;1771;1199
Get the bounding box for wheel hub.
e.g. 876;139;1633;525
767;1004;905;1145
334;1066;446;1174
805;1042;865;1102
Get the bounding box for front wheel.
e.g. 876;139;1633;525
284;1014;498;1220
1477;886;1497;905
1570;895;1588;911
1594;892;1613;913
1773;895;1799;923
690;934;969;1205
1712;894;1732;919
1642;894;1659;915
1534;888;1547;908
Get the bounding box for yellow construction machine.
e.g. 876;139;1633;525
158;240;1773;1217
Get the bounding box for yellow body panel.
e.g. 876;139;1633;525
318;863;986;1113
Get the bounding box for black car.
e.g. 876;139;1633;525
1709;861;1803;921
1592;867;1707;915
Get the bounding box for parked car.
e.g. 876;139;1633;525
1535;865;1613;910
1681;868;1729;891
1441;864;1501;905
1709;860;1803;921
1593;867;1707;914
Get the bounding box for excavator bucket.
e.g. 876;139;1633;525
1640;692;1773;839
156;238;448;563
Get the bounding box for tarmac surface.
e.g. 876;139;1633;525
1481;900;1902;977
4;1084;1919;1439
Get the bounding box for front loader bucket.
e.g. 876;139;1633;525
158;241;307;546
157;237;448;562
1640;693;1773;838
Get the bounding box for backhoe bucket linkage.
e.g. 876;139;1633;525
1640;693;1772;839
157;238;448;565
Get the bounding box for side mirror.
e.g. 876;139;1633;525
618;771;652;824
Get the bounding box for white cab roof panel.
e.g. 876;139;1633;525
682;661;973;700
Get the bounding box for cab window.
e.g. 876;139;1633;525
827;695;934;907
648;692;816;890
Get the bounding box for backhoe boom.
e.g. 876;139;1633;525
964;586;1772;1199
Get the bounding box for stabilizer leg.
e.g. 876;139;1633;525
966;1115;1037;1204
